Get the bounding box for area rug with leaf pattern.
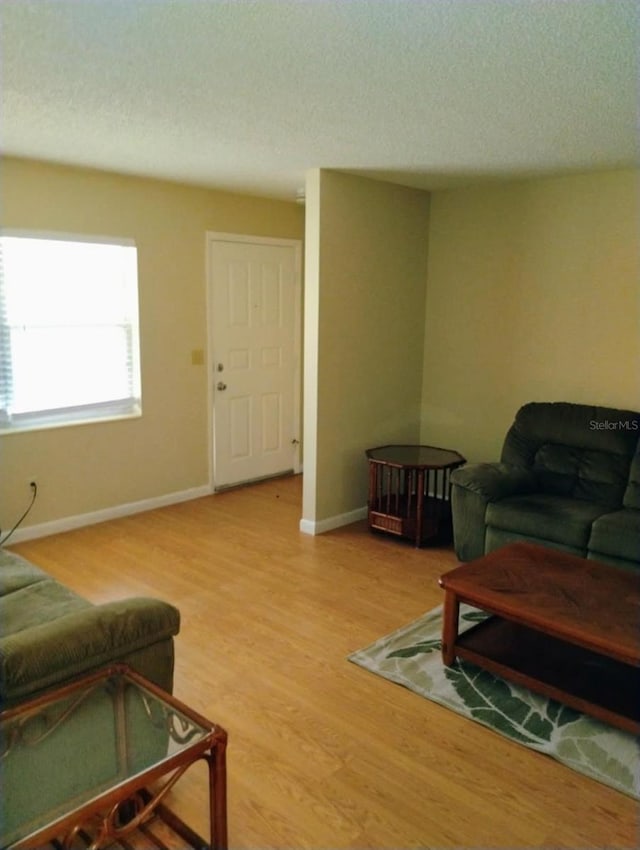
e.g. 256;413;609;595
348;604;639;800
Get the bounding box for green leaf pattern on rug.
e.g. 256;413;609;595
348;603;640;800
444;663;556;745
387;639;441;659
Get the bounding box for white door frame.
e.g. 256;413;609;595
205;231;303;491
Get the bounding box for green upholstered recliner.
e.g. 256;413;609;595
451;401;640;571
0;548;180;708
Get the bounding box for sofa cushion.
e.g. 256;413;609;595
0;549;50;596
486;493;609;549
0;598;180;702
588;509;640;564
486;527;585;557
501;402;640;507
0;580;89;636
0;549;181;705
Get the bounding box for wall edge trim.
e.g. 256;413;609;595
7;485;212;543
299;505;367;536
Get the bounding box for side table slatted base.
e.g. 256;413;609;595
366;445;465;547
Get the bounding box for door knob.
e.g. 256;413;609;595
216;381;227;391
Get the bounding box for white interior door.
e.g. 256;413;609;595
208;234;301;490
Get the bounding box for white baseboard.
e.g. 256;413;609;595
8;485;212;544
10;488;366;544
299;505;367;536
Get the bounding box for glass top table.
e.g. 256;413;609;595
366;444;465;468
0;664;227;850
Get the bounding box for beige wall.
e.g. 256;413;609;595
0;157;304;533
420;169;640;463
302;170;430;525
5;159;637;537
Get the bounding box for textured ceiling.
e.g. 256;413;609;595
1;0;638;200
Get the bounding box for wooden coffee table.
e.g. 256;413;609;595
439;542;640;734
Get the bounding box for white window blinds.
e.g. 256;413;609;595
0;233;141;432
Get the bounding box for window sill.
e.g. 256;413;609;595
0;408;142;436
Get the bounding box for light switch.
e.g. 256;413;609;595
191;349;204;366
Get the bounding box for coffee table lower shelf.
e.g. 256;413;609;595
454;617;640;735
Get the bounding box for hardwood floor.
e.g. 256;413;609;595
11;474;638;848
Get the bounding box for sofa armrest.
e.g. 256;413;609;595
451;463;538;500
450;463;537;561
0;597;180;704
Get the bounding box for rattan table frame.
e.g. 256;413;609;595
0;664;227;850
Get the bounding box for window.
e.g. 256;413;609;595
0;232;141;433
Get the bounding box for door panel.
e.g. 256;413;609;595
208;236;301;490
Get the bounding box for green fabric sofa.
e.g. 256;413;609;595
451;401;640;570
0;548;180;708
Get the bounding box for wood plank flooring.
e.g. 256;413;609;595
11;475;638;849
